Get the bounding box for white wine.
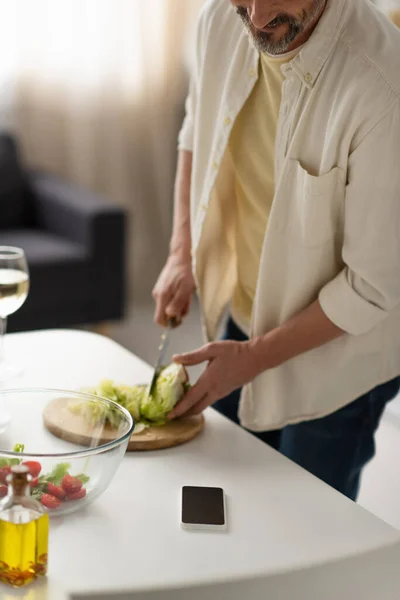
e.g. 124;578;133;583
0;269;29;318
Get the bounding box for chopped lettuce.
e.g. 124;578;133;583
114;385;142;423
71;379;145;428
44;462;71;485
76;473;90;484
70;363;189;431
0;443;26;467
69;396;124;429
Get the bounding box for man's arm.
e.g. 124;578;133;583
153;0;204;326
169;150;193;262
254;99;400;369
250;299;344;372
258;101;400;367
152;150;195;326
170;298;344;419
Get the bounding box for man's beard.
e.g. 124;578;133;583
236;1;326;55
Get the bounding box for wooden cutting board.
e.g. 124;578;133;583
43;396;205;451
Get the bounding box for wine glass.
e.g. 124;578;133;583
0;246;30;381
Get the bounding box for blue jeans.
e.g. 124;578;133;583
213;318;400;501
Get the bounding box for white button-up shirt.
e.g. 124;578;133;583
178;0;400;431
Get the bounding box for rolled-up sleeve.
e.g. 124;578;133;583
178;77;197;152
319;99;400;335
177;7;206;153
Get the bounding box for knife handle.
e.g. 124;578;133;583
167;316;180;329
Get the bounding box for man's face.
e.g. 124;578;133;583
231;0;326;55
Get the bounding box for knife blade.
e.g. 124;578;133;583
147;316;179;397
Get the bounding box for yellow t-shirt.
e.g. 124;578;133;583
389;9;400;28
228;49;298;333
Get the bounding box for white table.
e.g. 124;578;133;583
1;329;400;600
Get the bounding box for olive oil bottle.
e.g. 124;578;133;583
0;465;49;587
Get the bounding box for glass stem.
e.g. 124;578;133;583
0;316;7;364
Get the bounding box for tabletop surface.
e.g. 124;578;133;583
1;329;400;600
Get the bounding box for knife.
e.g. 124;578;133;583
147;316;179;397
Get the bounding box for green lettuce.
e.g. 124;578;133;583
70;363;189;430
69;379;143;429
0;443;26;467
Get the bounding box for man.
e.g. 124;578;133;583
153;0;400;501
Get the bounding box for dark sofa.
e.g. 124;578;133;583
0;133;127;333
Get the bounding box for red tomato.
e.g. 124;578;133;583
66;488;87;501
40;494;61;509
22;461;42;478
61;475;82;495
47;483;66;500
0;466;11;485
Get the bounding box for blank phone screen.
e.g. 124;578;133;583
181;486;225;526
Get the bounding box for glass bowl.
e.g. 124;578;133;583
0;388;134;516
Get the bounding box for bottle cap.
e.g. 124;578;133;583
6;465;32;494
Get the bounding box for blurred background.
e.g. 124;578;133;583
0;0;205;360
0;0;400;526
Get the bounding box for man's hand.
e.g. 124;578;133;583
152;253;196;327
168;340;263;419
168;299;345;419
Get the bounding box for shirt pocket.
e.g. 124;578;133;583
288;159;346;248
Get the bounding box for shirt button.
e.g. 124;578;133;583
249;67;257;77
212;161;219;171
304;72;313;83
224;117;232;126
201;203;207;212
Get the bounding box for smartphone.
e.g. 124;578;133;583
181;486;226;531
